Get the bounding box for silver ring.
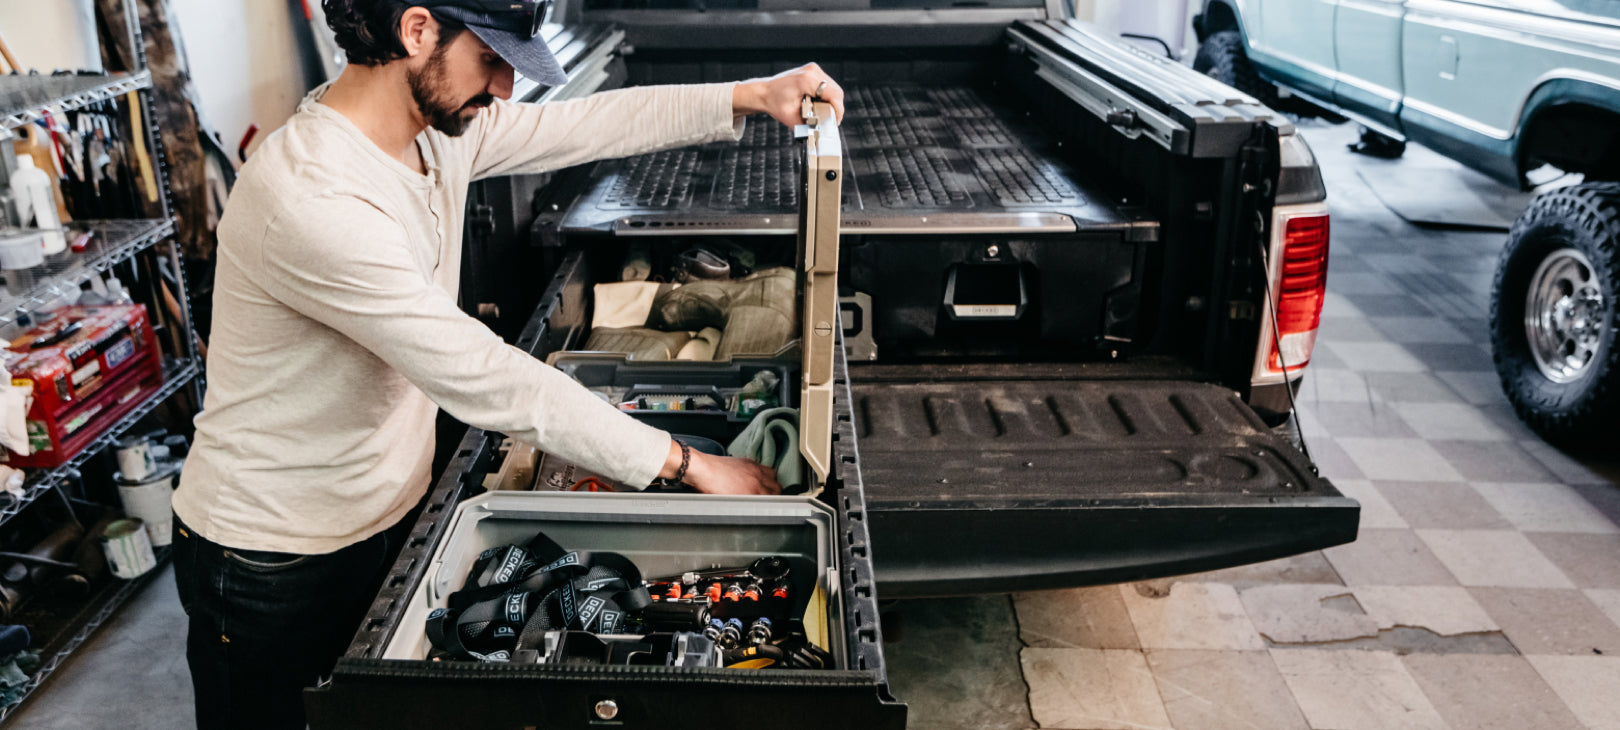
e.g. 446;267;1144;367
815;81;827;98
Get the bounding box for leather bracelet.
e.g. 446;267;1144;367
671;440;691;486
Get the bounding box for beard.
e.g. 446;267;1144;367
407;43;495;137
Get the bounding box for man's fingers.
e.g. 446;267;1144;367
823;81;845;122
760;467;784;495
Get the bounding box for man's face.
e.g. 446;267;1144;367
408;27;516;137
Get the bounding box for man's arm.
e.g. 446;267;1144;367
468;65;846;180
254;197;778;494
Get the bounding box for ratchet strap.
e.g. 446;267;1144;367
425;530;651;662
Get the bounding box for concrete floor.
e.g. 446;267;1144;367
12;119;1620;729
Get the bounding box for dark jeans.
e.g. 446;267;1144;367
172;513;413;730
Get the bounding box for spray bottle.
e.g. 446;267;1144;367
10;155;65;255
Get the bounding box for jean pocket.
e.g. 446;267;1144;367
222;548;312;573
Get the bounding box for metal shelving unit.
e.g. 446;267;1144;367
0;71;152;131
0;2;204;722
0;361;199;532
0;218;174;326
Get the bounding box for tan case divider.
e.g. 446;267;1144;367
798;99;842;486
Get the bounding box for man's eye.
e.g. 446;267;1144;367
484;54;501;67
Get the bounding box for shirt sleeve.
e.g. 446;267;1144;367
253;195;670;488
467;83;747;181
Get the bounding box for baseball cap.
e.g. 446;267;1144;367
418;1;568;87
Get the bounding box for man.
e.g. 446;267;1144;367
169;1;846;727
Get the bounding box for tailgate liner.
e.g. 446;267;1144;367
850;376;1357;596
855;380;1313;500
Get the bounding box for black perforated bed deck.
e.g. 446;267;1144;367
563;84;1141;233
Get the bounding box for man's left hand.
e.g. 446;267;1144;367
733;63;846;128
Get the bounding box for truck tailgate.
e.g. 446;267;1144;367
849;373;1357;596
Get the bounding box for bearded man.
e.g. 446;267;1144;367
169;2;844;727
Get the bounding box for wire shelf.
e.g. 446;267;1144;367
0;545;171;723
0;72;152;131
0;219;173;327
0;360;198;533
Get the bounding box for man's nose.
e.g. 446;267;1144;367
490;63;515;101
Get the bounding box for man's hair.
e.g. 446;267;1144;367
323;0;466;67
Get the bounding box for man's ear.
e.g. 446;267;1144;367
398;6;440;60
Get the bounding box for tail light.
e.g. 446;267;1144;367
1259;208;1330;378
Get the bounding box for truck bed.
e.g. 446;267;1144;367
562;83;1147;236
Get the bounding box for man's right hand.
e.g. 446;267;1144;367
660;439;782;495
687;451;784;495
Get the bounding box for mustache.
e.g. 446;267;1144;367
463;94;496;110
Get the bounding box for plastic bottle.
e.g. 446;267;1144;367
10;155;65;255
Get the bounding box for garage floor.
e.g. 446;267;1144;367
12;120;1620;729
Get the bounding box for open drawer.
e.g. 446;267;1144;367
305;450;903;728
305;489;903;728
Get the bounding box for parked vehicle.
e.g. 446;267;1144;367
1193;0;1620;447
307;1;1358;726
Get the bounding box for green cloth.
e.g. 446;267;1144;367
727;407;803;492
0;650;40;707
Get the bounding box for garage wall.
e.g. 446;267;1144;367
0;0;315;157
0;0;102;72
169;0;314;155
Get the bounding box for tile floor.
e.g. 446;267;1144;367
10;122;1620;729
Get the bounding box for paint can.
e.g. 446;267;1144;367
115;459;181;547
113;433;156;482
100;518;155;579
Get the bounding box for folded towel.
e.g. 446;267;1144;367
0;650;39;706
727;407;803;492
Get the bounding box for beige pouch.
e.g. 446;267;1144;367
591;281;672;330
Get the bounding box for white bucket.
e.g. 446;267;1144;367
0;230;43;270
114;434;157;482
101;518;156;579
115;460;181;547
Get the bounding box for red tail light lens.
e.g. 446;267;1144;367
1270;214;1330;371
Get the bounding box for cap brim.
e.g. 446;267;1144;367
467;24;569;88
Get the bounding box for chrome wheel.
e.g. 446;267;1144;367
1524;248;1607;384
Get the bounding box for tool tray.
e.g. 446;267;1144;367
379;491;841;664
550;354;793;444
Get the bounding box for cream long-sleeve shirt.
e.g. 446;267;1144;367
173;82;746;554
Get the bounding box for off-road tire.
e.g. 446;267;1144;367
1193;30;1279;108
1491;182;1620;449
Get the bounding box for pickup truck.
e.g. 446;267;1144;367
1192;0;1620;446
305;2;1358;726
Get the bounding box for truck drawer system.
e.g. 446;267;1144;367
311;5;1360;725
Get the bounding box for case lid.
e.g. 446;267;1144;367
797;99;841;486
